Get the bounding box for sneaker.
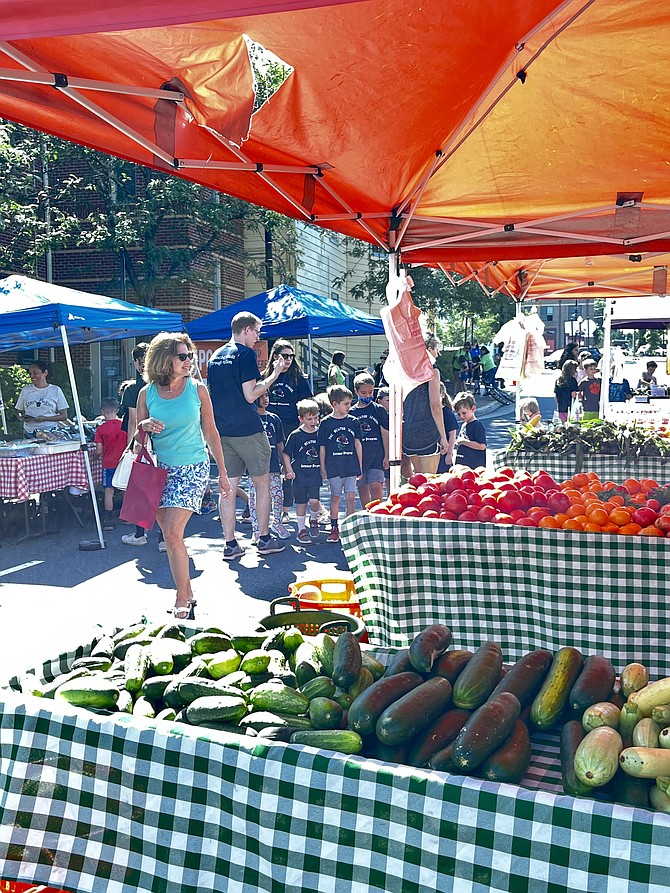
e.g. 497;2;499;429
240;506;251;524
281;511;291;525
223;541;245;561
158;540;168;553
257;536;285;555
122;533;147;546
326;528;340;543
102;519;115;532
201;494;217;514
297;529;311;544
273;523;292;540
318;508;330;525
309;519;320;540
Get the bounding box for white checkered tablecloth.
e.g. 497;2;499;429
0;452;102;501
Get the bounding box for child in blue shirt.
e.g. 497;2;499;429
350;372;389;508
283;399;322;544
317;385;363;543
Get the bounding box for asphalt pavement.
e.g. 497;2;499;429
0;390;516;682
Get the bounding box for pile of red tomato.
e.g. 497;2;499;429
367;467;670;537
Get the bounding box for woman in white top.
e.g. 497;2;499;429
15;360;69;436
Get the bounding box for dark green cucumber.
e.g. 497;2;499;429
55;676;120;709
90;635;115;659
530;647;583;729
240;649;272;675
349;667;374;699
407;708;471;768
112;622;147;645
347;671;424;736
372;741;412;764
40;667;93;699
248;682;310;716
333;689;354;710
479;719;532;783
376;677;453;745
186;695;248;725
300;675;337;701
281;626;305;654
360;651;386;681
312;633;336;676
71;656;113;672
207;649;242;680
452;642;503;710
177;678;247;704
332;631;362;690
382;649;412;677
132;695;156;718
116;689;134;714
162;638;192;671
240;711;313;732
141;674;179;702
155;707;177;721
124;643;150;693
190;632;233;656
289;729;363;754
147;639;176;676
231;633;269;655
408;623;452;673
428;649;474;683
452;691;521;770
309;697;344;730
114;635;154;662
560;720;591;796
491;649;553;707
569;654;616;714
428;742;466;773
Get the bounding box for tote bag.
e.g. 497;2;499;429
112;437;156;490
119;432;167;530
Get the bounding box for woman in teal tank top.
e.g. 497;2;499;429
136;333;231;618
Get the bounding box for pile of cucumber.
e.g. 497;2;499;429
19;619;670;810
565;663;670;812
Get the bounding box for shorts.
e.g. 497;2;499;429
103;467;116;488
293;483;321;504
328;475;357;496
220;432;271;478
402;440;439;458
357;468;385;486
157;460;209;513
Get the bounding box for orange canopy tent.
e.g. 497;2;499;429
2;0;670;264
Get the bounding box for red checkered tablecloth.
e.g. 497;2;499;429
0;452;102;501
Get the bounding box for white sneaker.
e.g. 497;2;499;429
122;533;147;546
158;540;168;553
272;523;292;540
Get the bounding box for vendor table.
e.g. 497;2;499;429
492;448;670;483
0;450;102;501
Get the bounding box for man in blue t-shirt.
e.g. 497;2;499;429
207;312;290;560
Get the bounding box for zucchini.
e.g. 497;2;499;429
408;623;452;673
618;701;644;747
124;643;150;693
186;695;248;725
620;663;649;698
560;720;591;796
190;632;233;656
349;668;374;700
633;717;661;748
55;676;120;709
650;785;670;813
479;720;532;784
452;642;503;710
382;649;413;678
620;746;670;778
207;649;242;680
376;677;453;746
492;649;553;707
569;654;616;714
530;646;583;729
406;708;471;768
240;649;272;675
628;677;670;718
581;702;620;732
428;649;473;684
248;682;310;716
309;697;344;730
148;639;176;676
652;705;670;728
360;652;386;681
660;727;670;749
347;671;424;736
574;727;623;788
230;633;268;655
300;675;337;701
331;631;362;690
289;729;363;755
177;678;247;704
132;695;156;719
451;691;521;770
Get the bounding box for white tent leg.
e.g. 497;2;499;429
387;252;402;494
60;325;105;548
0;382;7;434
599;300;613;420
515;301;523;420
308;333;314;392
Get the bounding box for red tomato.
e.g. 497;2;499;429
467;492;483;508
632;507;658;528
443;492;469;515
440;476;467;495
401;506;421;517
655;515;670;532
418;497;441;514
509;509;527;522
515;517;539;527
546;491;571;514
476;505;497;523
409;473;428;488
645;499;661;512
397;486;421;507
439;510;458;521
493;512;514;525
457;510;478;522
496;489;523;513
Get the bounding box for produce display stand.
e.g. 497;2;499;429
492;448;670;483
2;597;670;893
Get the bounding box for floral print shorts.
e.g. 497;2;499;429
157;460;209;513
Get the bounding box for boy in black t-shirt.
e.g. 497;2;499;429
350;372;389;508
454;392;487;470
283;399;322;544
317;385;363;543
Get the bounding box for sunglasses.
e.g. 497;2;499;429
281;353;295;359
176;351;194;361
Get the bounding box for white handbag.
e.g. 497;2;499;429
111;448;135;490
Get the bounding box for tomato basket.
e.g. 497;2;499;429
258;596;366;639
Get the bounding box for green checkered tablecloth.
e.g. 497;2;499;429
493;448;670;483
340;514;670;678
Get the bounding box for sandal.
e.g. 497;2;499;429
170;599;196;620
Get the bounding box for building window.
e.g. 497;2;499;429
544;305;554;321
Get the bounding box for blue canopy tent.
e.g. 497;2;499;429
186;284;385;388
0;275;184;548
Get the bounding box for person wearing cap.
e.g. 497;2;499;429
578;358;601;420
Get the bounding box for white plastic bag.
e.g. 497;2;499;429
568;396;583;424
